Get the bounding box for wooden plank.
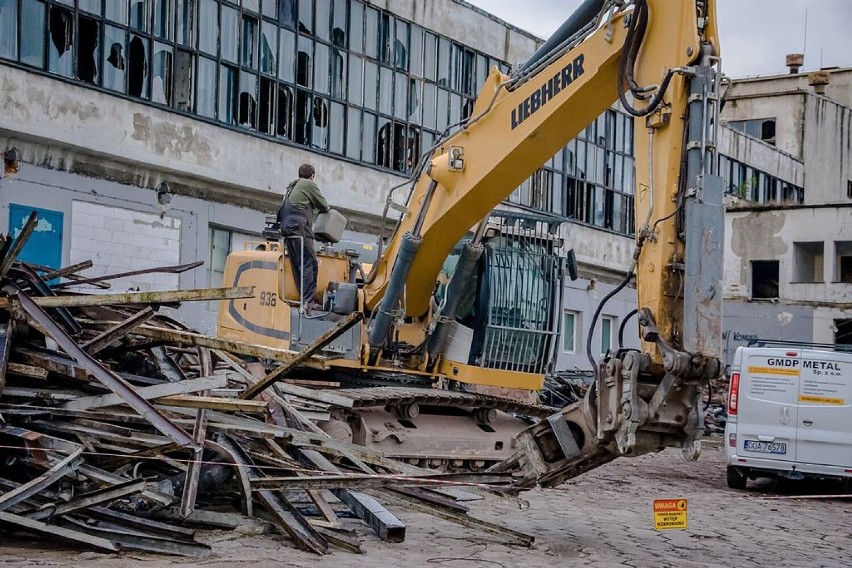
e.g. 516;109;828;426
61;376;229;411
0;286;255;309
6;362;49;380
81;307;157;355
273;382;355;408
156;395;269;414
0;211;37;277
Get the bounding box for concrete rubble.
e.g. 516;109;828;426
0;212;529;558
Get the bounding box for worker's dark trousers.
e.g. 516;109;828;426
280;200;318;305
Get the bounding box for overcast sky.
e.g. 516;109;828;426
467;0;851;78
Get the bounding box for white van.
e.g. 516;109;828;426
724;346;852;489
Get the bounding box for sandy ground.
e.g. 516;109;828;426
0;438;849;568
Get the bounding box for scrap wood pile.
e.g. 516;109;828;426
0;213;532;557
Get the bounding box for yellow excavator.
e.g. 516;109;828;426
218;0;724;485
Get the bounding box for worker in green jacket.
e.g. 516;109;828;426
278;163;330;310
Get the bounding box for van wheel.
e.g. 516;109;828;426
727;466;748;489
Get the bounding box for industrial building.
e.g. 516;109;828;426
0;0;847;376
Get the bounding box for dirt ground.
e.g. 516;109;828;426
1;438;849;568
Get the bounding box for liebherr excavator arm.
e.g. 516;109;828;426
365;0;724;488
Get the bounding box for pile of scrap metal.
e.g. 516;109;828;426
0;213;531;557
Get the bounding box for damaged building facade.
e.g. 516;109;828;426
0;0;641;373
719;64;852;361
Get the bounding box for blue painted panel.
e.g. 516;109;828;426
9;204;64;270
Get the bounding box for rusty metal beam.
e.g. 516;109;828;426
252;472;512;492
178;348;213;518
0;511;120;552
49;260;204;289
0;286;255;309
81;306;157;355
62;375;228;411
4;284;196;449
24;479;147;521
240;312;362;400
0;320;11;392
0;211;36;278
0;448;83;513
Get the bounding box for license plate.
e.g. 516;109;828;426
744;440;787;454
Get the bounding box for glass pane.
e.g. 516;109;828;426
363;60;377;111
48;6;74;77
436;88;449;131
349;1;363;53
346;107;360;160
422;83;436;130
279;0;296;29
218;65;237;124
152;42;173;104
409;25;422;77
437;37;450;87
393;71;407;120
298;0;312;34
379;66;392;115
106;0;129;24
364;6;378;59
103;26;126;91
378;13;391;64
20;0;45;67
238;72;257;128
0;0;19;60
407;78;421;123
242;15;259;69
260;20;277;75
423;32;436;81
198;0;217;55
296;34;312;87
331;0;346;47
312;96;329;150
128;35;150;98
174;49;193;111
314;42;329;94
601;318;612;353
243;0;259;12
394;19;408;69
562;313;575;352
196;56;216;117
130;0;150;32
330;47;346;99
362;111;376;164
278;28;295;81
154;0;173;39
77;16;101;84
315;0;330;42
221;5;239;63
262;0;276;18
449;93;461;125
177;0;196;47
347;55;362;105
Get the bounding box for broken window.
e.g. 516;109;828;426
408;78;422;123
242;14;258;69
329;101;345;155
103;25;126;92
174;49;193;111
152;43;173;104
346;107;361;160
529;169;553;211
48;6;74;77
836;242;852;283
218;65;238;124
792;242;824;283
311;96;329;150
835;320;852;346
298;0;312;34
196;56;216;118
296;35;312;87
278;28;295;82
128;35;149;98
220;5;238;63
198;0;217;55
394;19;408;70
176;0;196;47
239;73;257;129
258;77;276;134
21;0;46;67
378;121;418;172
751;260;780;300
315;0;330;42
330;48;346;99
260;20;277;75
276;85;293;139
331;0;347;47
729;118;776;145
153;0;172;39
130;0;150;32
0;0;18;60
294;89;312;145
279;0;297;30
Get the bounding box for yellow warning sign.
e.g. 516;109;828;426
747;366;800;377
653;499;688;530
799;395;844;405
